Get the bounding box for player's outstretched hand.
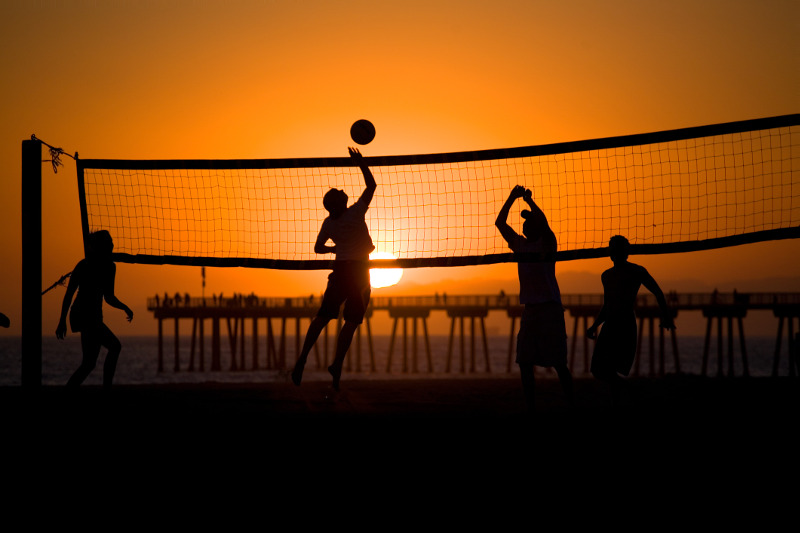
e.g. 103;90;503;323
348;147;363;159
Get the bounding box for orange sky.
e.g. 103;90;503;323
1;0;798;337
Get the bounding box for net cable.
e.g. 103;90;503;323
75;114;800;269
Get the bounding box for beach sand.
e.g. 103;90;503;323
3;375;796;442
2;375;797;508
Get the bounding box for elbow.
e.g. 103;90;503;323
495;209;509;229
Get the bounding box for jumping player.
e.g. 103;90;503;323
291;147;376;391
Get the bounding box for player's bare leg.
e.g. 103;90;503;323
518;362;536;412
555;363;575;408
292;316;329;386
327;320;359;391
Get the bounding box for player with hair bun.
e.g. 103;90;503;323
496;185;574;413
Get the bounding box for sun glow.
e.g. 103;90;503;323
369;251;403;289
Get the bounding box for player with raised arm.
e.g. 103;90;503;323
291;147;376;391
496;185;574;413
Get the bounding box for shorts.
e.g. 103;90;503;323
69;303;102;334
317;261;371;324
516;301;568;367
590;317;638;377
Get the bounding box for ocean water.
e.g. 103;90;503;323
0;332;790;387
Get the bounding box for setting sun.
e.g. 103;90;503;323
369;251;404;289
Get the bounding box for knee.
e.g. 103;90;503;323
312;315;330;326
79;359;97;371
592;368;616;383
107;338;122;355
342;320;360;333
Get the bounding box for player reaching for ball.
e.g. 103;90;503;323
291;147;376;391
496;185;574;413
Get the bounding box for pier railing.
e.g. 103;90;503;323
147;292;800;313
146;292;800;378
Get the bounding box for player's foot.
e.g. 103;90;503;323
328;364;341;391
291;359;305;386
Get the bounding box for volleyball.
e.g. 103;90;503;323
350;119;376;145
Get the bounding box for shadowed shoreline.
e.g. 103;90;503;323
3;375;797;492
3;375;796;432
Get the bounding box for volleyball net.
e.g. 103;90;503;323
76;114;800;269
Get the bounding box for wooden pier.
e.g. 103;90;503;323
147;292;800;377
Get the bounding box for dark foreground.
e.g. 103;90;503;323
3;375;797;440
2;375;798;509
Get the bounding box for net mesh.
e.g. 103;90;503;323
77;115;800;268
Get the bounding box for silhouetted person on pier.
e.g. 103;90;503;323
496;185;574;412
56;230;133;387
586;235;675;404
292;147;376;391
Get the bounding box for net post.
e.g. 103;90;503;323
21;138;42;387
76;158;90;255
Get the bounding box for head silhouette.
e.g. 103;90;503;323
87;230;114;259
608;235;630;263
323;188;348;218
521;209;544;241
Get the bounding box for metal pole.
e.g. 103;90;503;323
21;139;42;387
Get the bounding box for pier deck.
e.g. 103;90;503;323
147;292;800;378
